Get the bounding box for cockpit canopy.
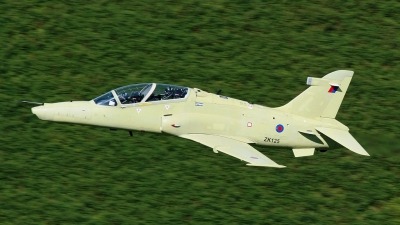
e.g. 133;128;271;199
93;83;189;106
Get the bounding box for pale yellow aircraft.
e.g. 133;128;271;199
29;70;369;168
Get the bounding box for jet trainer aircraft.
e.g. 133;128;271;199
29;70;369;168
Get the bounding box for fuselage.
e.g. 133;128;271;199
32;86;346;151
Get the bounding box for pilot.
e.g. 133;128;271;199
173;89;180;98
173;88;187;98
180;88;187;98
130;91;142;103
163;86;174;100
119;92;129;104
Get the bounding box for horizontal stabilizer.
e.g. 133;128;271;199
315;127;369;156
180;134;285;168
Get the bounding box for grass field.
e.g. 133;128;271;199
1;1;399;224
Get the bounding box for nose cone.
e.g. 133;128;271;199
32;106;54;121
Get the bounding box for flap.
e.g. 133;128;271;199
180;134;285;168
315;127;369;156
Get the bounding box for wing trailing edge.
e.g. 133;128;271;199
180;134;285;168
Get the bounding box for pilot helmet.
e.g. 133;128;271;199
165;86;172;94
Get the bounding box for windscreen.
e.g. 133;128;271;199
93;91;117;106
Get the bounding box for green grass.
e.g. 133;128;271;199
1;1;399;224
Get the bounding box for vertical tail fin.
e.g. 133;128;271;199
276;70;354;119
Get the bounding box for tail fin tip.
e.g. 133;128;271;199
323;70;354;80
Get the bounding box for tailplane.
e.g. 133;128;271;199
315;127;369;156
277;70;354;119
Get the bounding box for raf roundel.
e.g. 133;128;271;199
276;124;284;133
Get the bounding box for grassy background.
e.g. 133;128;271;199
1;1;399;224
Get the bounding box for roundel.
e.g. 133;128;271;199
276;124;284;133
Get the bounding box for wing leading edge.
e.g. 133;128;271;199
180;134;285;168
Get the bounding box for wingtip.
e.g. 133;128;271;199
20;101;44;106
352;149;370;157
246;163;286;168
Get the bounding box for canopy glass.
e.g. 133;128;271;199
93;83;189;106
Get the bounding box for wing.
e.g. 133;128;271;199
180;134;285;168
